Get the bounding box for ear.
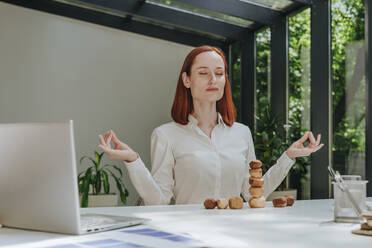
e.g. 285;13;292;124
182;72;191;88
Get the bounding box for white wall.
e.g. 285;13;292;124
0;2;193;205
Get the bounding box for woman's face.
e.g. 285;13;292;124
183;51;226;103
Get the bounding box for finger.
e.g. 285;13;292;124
99;135;106;146
315;134;321;146
112;130;129;149
98;144;109;152
104;131;111;143
309;132;316;145
297;131;310;144
111;130;120;144
106;133;112;145
312;143;324;153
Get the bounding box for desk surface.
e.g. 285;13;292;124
1;199;371;248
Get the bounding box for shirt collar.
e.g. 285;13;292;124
217;113;227;128
187;113;227;129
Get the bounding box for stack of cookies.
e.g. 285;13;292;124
352;211;372;236
248;160;265;208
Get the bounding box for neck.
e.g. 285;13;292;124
191;100;218;129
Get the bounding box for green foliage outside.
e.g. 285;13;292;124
287;9;312;197
230;0;365;198
331;0;365;174
254;106;290;174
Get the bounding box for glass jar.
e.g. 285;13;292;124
332;175;368;223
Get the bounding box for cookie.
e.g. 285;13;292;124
217;198;229;209
204;198;217;209
229;197;244;209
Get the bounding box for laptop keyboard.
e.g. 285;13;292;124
80;214;118;229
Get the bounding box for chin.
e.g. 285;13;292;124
215;94;224;101
206;96;222;102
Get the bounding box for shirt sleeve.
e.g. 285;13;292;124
241;126;295;201
124;128;175;205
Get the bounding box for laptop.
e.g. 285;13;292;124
0;120;148;234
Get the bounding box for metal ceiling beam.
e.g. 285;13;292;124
0;0;226;48
290;0;313;5
71;0;251;41
251;1;310;33
175;0;281;26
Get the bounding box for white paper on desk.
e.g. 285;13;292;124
16;225;205;248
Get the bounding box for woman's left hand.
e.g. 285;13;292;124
286;131;324;161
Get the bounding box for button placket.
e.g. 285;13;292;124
211;128;222;198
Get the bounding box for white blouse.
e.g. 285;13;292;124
124;114;295;205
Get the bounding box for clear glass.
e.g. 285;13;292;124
148;0;254;27
332;0;365;179
255;28;271;129
288;9;311;200
333;175;368;223
253;28;272;175
231;43;242;121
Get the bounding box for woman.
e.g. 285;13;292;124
99;46;323;205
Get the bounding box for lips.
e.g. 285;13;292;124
206;88;218;91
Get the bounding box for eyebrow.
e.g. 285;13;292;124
196;66;224;70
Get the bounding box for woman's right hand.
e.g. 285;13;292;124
98;130;138;163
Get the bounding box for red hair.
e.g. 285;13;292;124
171;46;236;126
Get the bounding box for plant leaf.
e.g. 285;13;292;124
80;167;92;207
95;171;102;194
107;164;123;177
117;183;126;205
80;156;97;168
99;151;105;163
81;191;88;208
78;178;84;193
77;171;85;179
78;172;86;194
101;170;110;194
94;151;105;168
107;169;127;205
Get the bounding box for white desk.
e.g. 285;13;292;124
1;199;371;248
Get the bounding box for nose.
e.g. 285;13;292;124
209;73;217;84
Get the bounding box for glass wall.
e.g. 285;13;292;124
253;29;276;180
231;42;241;121
230;0;367;199
255;28;271;129
332;0;365;178
288;9;311;199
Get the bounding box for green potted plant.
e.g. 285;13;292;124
78;151;129;207
254;106;309;200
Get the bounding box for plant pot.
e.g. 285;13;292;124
80;194;118;207
266;189;297;201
